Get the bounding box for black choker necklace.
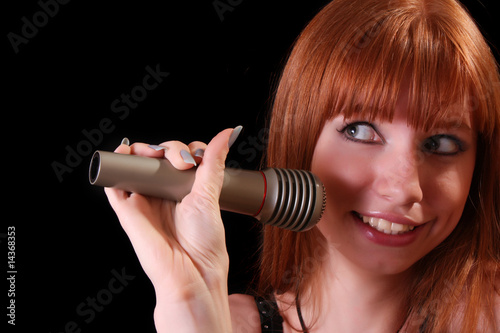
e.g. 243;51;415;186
295;294;308;333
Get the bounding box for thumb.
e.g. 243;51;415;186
189;126;242;205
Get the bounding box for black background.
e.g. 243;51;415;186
4;0;499;332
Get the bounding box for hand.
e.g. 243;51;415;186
104;127;241;332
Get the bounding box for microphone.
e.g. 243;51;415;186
89;151;325;232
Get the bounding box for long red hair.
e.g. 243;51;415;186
258;0;500;331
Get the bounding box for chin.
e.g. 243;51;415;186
315;213;432;277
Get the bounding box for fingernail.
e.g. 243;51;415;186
121;137;130;146
194;148;205;158
148;144;168;151
180;149;197;166
228;125;243;148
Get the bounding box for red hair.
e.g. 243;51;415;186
258;0;500;331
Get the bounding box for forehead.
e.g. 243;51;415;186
395;81;475;132
426;111;473;132
342;96;475;134
339;67;477;133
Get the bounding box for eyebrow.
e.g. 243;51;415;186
431;119;473;132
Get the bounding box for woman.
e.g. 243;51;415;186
105;0;499;331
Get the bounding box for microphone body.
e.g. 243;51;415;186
89;151;325;232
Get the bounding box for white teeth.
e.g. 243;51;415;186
378;220;391;234
391;222;405;232
361;215;415;234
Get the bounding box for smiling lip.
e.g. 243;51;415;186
353;211;419;235
352;211;426;247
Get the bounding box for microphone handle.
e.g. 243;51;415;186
89;151;325;232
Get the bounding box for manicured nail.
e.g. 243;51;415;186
148;144;168;151
121;137;130;146
180;149;197;166
194;148;205;158
228;125;243;148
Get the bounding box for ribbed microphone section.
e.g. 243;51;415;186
257;168;325;232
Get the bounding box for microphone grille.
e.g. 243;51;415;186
262;168;325;232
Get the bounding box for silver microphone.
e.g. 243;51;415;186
89;151;325;232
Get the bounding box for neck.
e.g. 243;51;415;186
296;247;411;333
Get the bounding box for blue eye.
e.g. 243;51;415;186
339;122;383;143
421;135;464;155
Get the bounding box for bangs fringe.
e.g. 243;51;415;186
315;1;499;136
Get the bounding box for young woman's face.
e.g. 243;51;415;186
311;85;477;275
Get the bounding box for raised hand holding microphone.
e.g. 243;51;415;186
103;127;239;333
91;148;325;232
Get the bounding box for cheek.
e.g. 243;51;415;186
424;167;473;229
425;146;476;218
311;137;372;216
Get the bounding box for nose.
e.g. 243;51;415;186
372;149;424;206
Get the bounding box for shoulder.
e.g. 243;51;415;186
456;272;500;332
480;278;500;332
229;293;261;333
491;277;500;330
483;268;500;331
